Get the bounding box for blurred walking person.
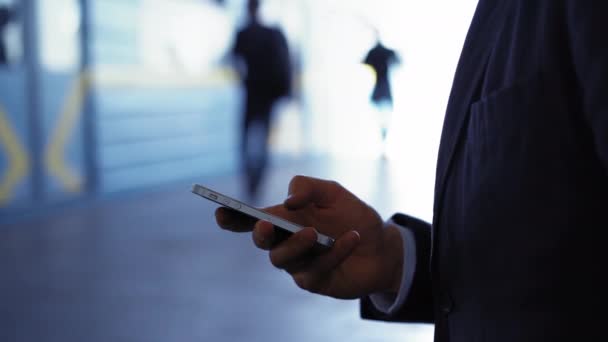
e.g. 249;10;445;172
363;32;400;156
0;4;16;65
231;0;291;200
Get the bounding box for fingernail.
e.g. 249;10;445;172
350;230;361;244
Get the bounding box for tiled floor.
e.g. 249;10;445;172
0;157;434;342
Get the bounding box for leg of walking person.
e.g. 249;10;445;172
248;96;274;198
241;91;257;197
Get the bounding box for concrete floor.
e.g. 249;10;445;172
0;157;434;342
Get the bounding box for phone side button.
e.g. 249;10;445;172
231;202;242;210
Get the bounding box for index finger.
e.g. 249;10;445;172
215;204;292;232
284;175;338;210
215;207;258;232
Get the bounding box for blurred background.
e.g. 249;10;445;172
0;0;476;341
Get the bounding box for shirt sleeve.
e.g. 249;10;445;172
368;223;417;315
360;213;434;324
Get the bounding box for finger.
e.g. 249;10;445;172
306;230;360;274
290;231;360;294
252;220;276;250
215;207;257;232
268;227;319;269
284;176;338;209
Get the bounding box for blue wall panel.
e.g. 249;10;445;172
92;0;140;66
100;131;236;170
98;112;229;144
96;85;241;193
96;88;237;117
101;136;212;170
102;153;237;193
89;0;245;194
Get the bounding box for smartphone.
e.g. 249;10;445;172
191;184;335;248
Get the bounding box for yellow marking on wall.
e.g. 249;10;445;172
44;72;91;193
0;105;29;205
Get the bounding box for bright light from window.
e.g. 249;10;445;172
39;0;81;71
139;0;231;75
298;0;478;220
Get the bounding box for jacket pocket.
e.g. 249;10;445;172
465;74;547;194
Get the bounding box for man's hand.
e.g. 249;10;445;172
215;175;404;299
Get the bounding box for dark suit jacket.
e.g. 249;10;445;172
364;42;398;104
233;21;291;100
0;6;14;64
362;1;608;341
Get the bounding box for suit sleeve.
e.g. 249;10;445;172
272;29;292;97
0;8;10;26
360;213;435;324
232;31;242;57
363;49;373;66
566;1;608;173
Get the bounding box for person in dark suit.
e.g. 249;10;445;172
363;34;400;147
216;1;606;341
231;0;291;199
0;4;16;65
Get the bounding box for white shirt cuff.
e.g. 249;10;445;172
368;224;416;315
